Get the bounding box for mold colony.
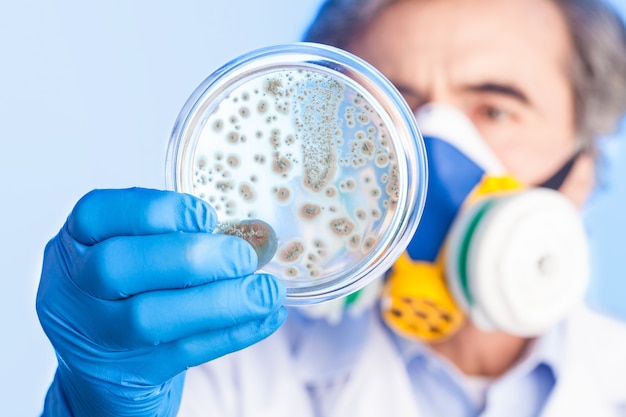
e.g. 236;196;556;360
192;69;400;283
218;219;278;268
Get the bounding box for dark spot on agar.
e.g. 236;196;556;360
285;267;299;277
238;107;250;118
348;234;361;249
215;181;234;192
269;129;281;147
340;179;356;192
276;102;290;114
264;78;283;96
275;187;291;202
272;156;292;174
239;183;255;201
363;236;377;251
278;240;305;264
375;154;389;168
257;100;269;114
330;217;355;236
361;140;375;157
227;131;239;144
226;155;240;168
299;203;322;220
357;113;370;124
212;119;224;132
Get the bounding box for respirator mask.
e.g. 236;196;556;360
381;103;589;342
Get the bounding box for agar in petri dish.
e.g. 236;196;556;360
166;43;427;305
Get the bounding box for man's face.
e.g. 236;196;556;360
347;0;580;186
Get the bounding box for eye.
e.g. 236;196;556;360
393;84;426;112
477;105;510;122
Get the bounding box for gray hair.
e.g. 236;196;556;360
302;0;626;152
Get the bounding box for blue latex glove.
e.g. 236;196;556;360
36;188;287;416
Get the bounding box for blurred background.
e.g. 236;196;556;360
0;1;624;415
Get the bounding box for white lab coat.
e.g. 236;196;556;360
178;304;626;417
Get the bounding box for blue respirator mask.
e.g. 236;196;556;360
381;103;590;342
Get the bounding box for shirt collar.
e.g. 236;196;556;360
388;314;566;382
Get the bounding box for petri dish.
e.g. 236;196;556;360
166;42;427;305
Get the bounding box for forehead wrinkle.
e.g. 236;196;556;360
350;0;573;115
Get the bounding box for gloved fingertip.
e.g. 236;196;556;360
255;306;289;339
67;189;108;245
243;274;286;312
274;306;289;326
178;193;218;233
224;236;260;276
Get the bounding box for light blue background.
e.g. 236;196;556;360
0;1;624;415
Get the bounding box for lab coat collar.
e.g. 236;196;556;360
285;303;624;417
539;304;622;417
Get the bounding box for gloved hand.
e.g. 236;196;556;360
36;188;287;417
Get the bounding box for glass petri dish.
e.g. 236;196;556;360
166;42;427;305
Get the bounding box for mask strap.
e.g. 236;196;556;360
537;150;582;190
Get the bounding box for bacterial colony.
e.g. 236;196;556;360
191;68;400;284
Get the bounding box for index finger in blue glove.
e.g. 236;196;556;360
86;273;285;349
75;232;259;299
133;306;289;385
68;188;216;245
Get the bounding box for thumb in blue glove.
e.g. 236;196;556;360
36;187;287;417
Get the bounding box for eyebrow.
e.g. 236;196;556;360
393;82;530;107
464;83;530;104
393;84;426;107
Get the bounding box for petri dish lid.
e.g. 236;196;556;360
166;42;427;305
